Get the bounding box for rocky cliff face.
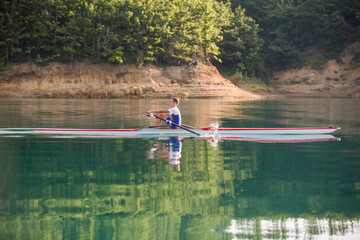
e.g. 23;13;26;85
0;62;260;100
273;42;360;98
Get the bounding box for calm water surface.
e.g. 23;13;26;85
0;98;359;240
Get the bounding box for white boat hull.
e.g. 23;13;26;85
0;127;341;143
136;127;340;135
0;127;339;136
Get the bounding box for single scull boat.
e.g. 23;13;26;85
0;126;340;137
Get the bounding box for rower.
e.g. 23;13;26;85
147;97;182;129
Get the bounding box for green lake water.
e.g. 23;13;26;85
0;98;359;240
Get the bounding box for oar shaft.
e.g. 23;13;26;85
181;123;195;129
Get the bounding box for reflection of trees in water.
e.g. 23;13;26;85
0;132;359;239
0;137;257;239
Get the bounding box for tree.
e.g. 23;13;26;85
198;0;232;62
218;6;264;77
0;0;27;65
230;0;359;71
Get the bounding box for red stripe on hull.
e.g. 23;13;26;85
218;137;338;143
35;129;140;132
203;127;338;131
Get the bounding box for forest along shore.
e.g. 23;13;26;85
0;62;261;100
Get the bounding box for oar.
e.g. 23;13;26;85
147;113;200;136
181;123;195;129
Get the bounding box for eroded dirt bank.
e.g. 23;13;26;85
273;42;360;98
0;62;260;100
3;42;359;99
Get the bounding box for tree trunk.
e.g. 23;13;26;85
97;33;101;60
70;41;74;63
104;27;110;51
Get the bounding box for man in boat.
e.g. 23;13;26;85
147;97;182;128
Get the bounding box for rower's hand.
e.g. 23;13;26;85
146;112;155;118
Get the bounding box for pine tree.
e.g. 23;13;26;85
219;6;263;77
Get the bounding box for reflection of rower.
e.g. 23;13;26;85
147;137;182;171
168;137;182;164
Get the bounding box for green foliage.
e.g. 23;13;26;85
231;0;360;71
102;47;124;64
351;52;360;69
0;0;233;66
0;0;359;77
218;6;264;77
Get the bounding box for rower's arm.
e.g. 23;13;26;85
148;110;170;114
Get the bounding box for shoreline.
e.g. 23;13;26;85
271;42;360;99
1;42;359;100
0;62;262;100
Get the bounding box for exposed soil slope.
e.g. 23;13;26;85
0;62;260;100
273;42;360;98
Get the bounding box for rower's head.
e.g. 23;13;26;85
170;97;179;107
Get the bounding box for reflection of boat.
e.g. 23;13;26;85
210;134;340;143
0;126;340;137
0;127;340;143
